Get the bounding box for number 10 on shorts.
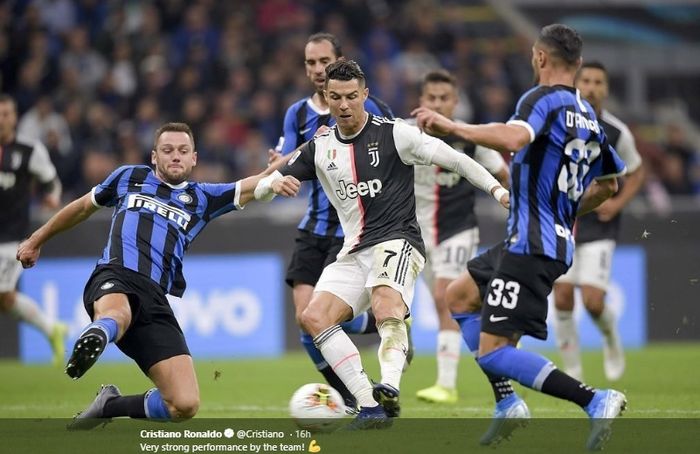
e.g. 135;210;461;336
486;278;521;309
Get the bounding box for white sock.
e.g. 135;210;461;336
377;318;407;390
10;293;54;337
593;305;616;339
314;325;376;408
554;309;582;379
436;330;461;389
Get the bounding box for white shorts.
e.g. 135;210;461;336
314;239;425;317
422;227;479;289
0;242;22;292
556;239;616;290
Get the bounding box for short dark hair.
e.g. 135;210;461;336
422;69;457;90
307;32;343;58
153;122;195;149
325;60;365;88
580;60;607;73
537;24;583;66
577;60;608;82
0;93;16;109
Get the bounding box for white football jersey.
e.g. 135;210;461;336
282;114;443;259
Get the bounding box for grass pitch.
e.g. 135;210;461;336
1;343;699;419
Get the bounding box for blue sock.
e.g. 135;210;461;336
341;312;372;334
300;331;327;369
144;388;171;420
478;345;556;390
82;318;118;343
452;312;481;356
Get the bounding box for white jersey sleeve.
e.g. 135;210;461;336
615;124;642;174
393;120;500;194
27;140;57;183
474;145;506;174
393;119;440;166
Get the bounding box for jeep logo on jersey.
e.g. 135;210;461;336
368;142;379;167
127;193;191;229
336;179;382;200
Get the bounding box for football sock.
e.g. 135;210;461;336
376;317;407;389
435;329;461;389
592;305;615;338
10;292;53;337
454;312;514;402
540;369;596;408
555;309;583;379
80;317;118;345
314;325;376;408
144;388;171;420
478;345;595;407
453;312;481;356
484;370;515;402
341;312;378;334
300;331;356;406
103;393;148;418
300;331;328;369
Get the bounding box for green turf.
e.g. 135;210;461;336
1;343;699;418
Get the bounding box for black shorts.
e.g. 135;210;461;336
467;244;568;340
285;230;344;287
83;265;190;374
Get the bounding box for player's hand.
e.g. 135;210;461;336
271;175;301;197
314;125;330;137
16;238;41;269
267;148;283;166
411;107;455;136
498;191;510;209
595;199;620;222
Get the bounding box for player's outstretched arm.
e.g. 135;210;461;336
429;140;510;209
577;178;619;216
237;171;301;206
412;107;530;154
16;192;100;268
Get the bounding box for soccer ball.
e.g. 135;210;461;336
289;383;345;432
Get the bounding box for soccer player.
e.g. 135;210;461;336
412;70;509;404
16;122;300;428
275;32;396;410
413;24;628;450
553;61;645;382
255;59;509;427
0;94;66;365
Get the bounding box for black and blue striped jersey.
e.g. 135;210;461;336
91;165;241;297
278;95;393;238
504;85;626;265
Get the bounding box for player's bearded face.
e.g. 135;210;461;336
305;40;337;94
152;131;197;184
419;82;457;119
0;102;17;140
575;68;608;112
325;79;369;135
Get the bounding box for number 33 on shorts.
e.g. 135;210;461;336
486;278;521;309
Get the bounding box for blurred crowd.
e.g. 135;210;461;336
1;0;698;206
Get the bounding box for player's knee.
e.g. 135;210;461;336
582;293;605;317
169;395;200;420
445;277;480;313
0;292;14;312
553;284;575;310
371;288;405;321
299;307;326;334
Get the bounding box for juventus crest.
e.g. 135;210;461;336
368;142;379;167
